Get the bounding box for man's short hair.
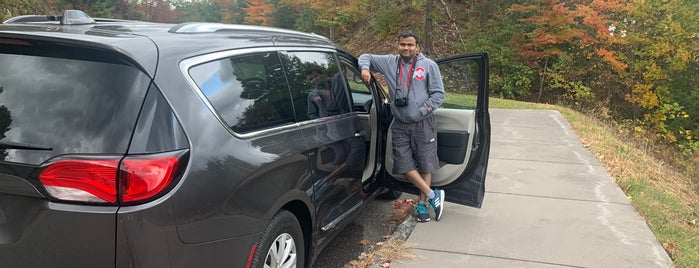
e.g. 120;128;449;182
398;30;420;45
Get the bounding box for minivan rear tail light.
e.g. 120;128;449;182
39;151;186;205
120;156;179;203
40;159;119;203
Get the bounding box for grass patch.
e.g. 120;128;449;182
489;97;699;267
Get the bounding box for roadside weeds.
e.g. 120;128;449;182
545;105;699;267
347;198;418;268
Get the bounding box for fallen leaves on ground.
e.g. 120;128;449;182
662;242;676;260
389;199;416;224
348;240;416;268
347;198;417;268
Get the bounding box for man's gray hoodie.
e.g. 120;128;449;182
358;53;444;123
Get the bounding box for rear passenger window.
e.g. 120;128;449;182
189;52;295;133
279;51;351;122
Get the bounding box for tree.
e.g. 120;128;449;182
509;0;587;101
57;0;116;18
172;0;222;22
213;0;245;23
422;0;434;56
0;86;12;160
1;0;60;21
621;0;699;148
135;0;179;22
243;0;273;25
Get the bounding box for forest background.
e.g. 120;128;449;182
3;0;699;265
2;0;697;193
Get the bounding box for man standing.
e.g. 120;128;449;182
359;30;445;222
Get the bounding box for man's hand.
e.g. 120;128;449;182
361;69;371;83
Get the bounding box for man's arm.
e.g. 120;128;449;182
358;54;395;82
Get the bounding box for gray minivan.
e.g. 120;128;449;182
0;10;490;268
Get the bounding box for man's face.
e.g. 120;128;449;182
398;36;419;60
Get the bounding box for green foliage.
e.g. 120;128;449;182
372;4;405;37
172;0;222;22
620;0;699;154
57;0;115;18
1;0;58;21
446;0;535;100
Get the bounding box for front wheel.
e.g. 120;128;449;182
251;210;305;268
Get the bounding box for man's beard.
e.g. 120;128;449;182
400;51;415;60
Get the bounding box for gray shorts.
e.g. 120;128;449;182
392;115;439;174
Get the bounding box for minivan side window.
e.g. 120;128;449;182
189;52;295;133
280;51;351;122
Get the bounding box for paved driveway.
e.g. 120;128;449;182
395;109;674;268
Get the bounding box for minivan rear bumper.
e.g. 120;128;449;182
0;196;117;267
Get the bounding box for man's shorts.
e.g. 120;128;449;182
391;115;439;174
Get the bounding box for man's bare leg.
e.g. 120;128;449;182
421;172;432;201
404;170;433;201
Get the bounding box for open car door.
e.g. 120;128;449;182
386;53;490;208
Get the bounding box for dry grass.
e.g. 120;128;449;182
347;240;417;268
347;198;418;268
521;104;699;267
562;107;699;207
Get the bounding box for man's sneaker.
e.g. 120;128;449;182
415;203;430;222
429;189;445;221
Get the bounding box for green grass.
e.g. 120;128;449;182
459;95;699;267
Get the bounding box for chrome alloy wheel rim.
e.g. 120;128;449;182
264;233;297;268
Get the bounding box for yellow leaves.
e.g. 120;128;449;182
643;63;668;81
630;83;659;109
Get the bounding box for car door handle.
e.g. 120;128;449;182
354;131;366;137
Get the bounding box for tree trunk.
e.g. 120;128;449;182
423;0;434;56
538;58;548;101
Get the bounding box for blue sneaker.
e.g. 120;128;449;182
416;203;430;222
429;189;445;221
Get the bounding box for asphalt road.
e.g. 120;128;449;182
314;193;417;267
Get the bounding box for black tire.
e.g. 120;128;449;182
377;189;402;200
251;210;305;268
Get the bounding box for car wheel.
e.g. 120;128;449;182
377;189;402;200
252;210;305;268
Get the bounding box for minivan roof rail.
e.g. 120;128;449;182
168;22;329;40
3;10;95;25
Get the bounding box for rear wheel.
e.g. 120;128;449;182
252;210;305;268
